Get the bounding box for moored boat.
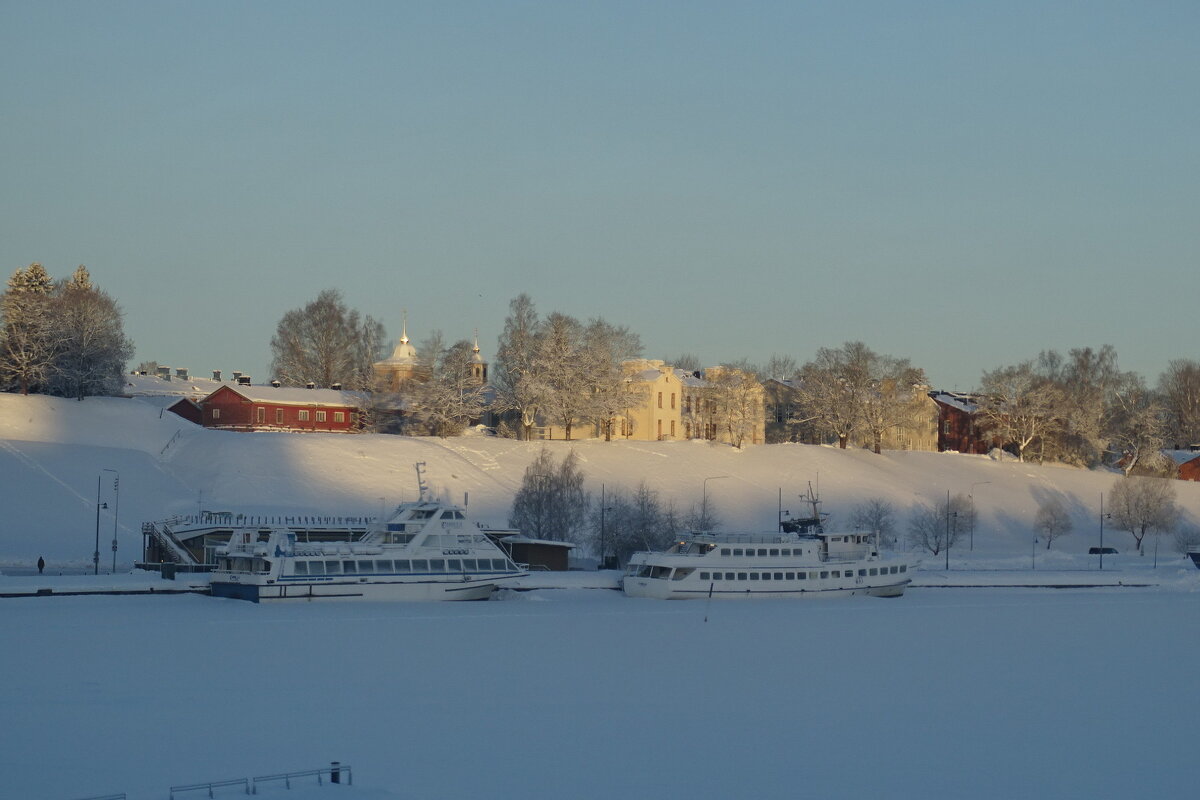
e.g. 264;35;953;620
210;498;526;602
1188;548;1200;570
622;528;917;599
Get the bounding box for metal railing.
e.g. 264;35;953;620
69;794;126;800
251;764;351;793
168;777;249;799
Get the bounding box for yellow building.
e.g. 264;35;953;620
543;359;766;446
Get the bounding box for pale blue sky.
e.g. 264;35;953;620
2;1;1196;389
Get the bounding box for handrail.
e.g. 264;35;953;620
251;764;351;793
169;777;249;799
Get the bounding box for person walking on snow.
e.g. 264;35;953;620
37;556;45;574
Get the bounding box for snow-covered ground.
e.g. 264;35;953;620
3;391;1200;570
3;392;1200;799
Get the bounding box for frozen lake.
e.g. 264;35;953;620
2;586;1197;800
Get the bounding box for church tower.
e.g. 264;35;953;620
470;330;488;386
372;314;425;391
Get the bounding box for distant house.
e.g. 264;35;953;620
198;384;362;433
930;391;991;454
1163;449;1200;482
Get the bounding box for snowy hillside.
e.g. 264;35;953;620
3;391;1199;568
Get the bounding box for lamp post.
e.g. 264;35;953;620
1032;535;1039;569
1099;493;1108;571
701;476;728;531
106;469;119;573
93;469;117;574
599;483;613;569
968;481;989;551
944;489;957;571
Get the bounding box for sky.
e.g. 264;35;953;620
2;1;1197;390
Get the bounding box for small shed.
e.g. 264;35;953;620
1164;449;1200;482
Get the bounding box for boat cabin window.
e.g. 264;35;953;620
359;561;374;573
859;569;867;576
325;560;341;574
461;559;476;571
737;572;747;580
410;559;427;572
309;561;324;575
721;548;731;556
375;560;392;572
393;559;410;573
293;561;308;576
797;572;806;580
869;568;878;576
447;559;462;571
769;549;779;557
774;572;784;580
899;565;907;573
820;571;829;579
733;549;743;556
725;572;734;580
785;572;795;580
700;572;710;580
429;559;445;571
343;561;357;574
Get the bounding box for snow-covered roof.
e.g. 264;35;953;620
1162;449;1200;466
211;384;365;407
124;373;224;399
930;391;978;414
498;536;576;549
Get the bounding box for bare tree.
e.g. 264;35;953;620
1158;359;1200;447
269;289;387;389
509;449;589;542
907;494;971;557
1108;476;1178;554
858;356;927;455
1033;496;1074;549
1038;346;1130;467
851;498;897;548
705;366;763;449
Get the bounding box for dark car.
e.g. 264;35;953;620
1088;546;1119;555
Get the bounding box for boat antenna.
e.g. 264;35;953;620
415;461;429;501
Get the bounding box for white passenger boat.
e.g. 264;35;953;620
622;528;917;599
210;498;527;602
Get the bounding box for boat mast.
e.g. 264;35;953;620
415;461;429;501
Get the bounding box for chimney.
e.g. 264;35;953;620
305;382;315;389
331;382;342;390
176;368;189;380
270;380;281;388
212;370;222;382
236;375;251;386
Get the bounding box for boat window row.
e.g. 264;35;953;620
719;547;813;557
697;565;906;581
291;557;513;576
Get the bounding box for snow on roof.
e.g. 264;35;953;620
498;535;576;549
930;391;978;414
213;384;365;407
124;373;223;399
1162;449;1200;466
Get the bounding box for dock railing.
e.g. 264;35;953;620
168;777;249;798
251;763;351;793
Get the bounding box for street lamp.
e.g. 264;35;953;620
1099;493;1111;571
94;469;118;574
944;489;957;571
107;469;119;573
1032;535;1039;570
598;483;613;570
701;476;728;531
968;481;989;551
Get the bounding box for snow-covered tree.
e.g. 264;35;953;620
269;289;387;390
47;271;134;399
407;337;486;436
1033;496;1074;549
1157;359;1200;447
581;318;642;441
509;449;589;542
976;361;1062;462
705;366;764;449
1107;378;1168;476
1108;475;1178;554
799;341;925;453
534;312;589;441
1037;346;1130;467
493;294;546;440
1;263;56;395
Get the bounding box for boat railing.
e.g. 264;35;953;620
168;776;249;799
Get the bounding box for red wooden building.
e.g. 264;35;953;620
929;391;991;454
1165;449;1200;482
198;384;363;433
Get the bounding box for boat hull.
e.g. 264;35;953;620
1189;550;1200;570
210;577;497;602
622;576;910;600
